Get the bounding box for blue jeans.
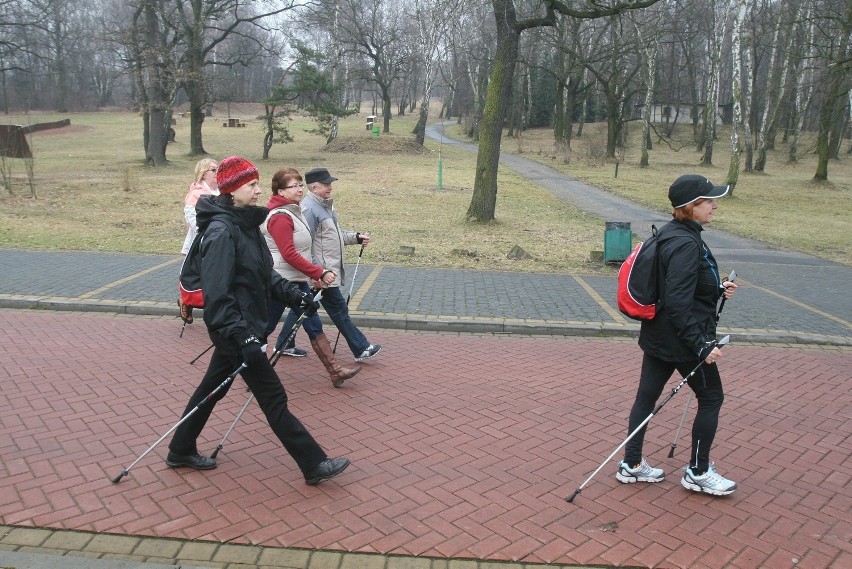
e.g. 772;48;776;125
319;286;370;357
265;282;323;350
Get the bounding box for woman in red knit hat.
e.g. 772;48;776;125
166;156;351;486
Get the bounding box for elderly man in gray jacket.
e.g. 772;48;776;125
301;167;382;362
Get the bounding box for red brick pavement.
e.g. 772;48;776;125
0;309;850;569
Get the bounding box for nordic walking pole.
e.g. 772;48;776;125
668;269;736;458
566;335;731;503
269;289;324;367
209;292;324;458
214;295;324;458
190;343;214;365
210;387;253;459
110;363;248;483
332;243;365;354
667;392;693;458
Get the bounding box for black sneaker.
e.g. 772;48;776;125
166;451;216;470
304;457;350;485
281;347;307;357
356;344;382;362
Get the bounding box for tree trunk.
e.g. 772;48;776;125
606;92;620;158
702;1;728;166
187;78;207;156
466;0;519;222
727;0;746;191
327;0;343;145
789;7;816;163
755;4;796;171
632;13;660;168
262;105;274;159
740;15;753;174
52;3;68;113
144;0;167;166
814;9;851;180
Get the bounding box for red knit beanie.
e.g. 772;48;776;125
216;156;259;195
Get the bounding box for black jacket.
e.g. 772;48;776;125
638;218;723;362
195;195;301;346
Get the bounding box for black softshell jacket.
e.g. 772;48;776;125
638;218;723;362
195;195;299;346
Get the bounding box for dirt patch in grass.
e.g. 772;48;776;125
322;135;430;155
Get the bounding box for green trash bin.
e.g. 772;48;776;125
372;125;380;137
604;221;632;263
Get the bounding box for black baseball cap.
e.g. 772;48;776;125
668;174;730;208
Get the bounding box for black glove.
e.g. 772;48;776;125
281;282;304;309
240;335;267;368
299;291;320;317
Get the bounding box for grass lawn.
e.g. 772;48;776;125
1;106;849;272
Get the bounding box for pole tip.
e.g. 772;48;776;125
565;489;581;503
110;471;127;484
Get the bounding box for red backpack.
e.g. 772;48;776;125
616;226;660;320
178;219;238;309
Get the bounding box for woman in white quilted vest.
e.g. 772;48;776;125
261;168;361;387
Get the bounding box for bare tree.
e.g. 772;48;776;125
582;15;642;159
338;0;409;134
754;1;796;171
542;16;589;148
172;0;297;156
0;0;36;113
466;0;659;223
788;1;816;163
412;0;461;145
140;0;174;166
813;0;851;180
699;0;730;166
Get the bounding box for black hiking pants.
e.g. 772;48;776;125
168;332;326;474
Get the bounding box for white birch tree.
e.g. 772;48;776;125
754;2;797;171
701;0;730;166
630;6;664;168
727;0;747;190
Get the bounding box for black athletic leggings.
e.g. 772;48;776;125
624;352;724;473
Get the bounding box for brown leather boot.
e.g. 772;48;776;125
310;333;361;388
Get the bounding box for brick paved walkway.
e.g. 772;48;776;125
1;310;849;568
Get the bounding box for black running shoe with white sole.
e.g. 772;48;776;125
356;344;382;362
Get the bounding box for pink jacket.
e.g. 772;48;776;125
181;181;218;254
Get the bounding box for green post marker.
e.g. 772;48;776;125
437;156;443;191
